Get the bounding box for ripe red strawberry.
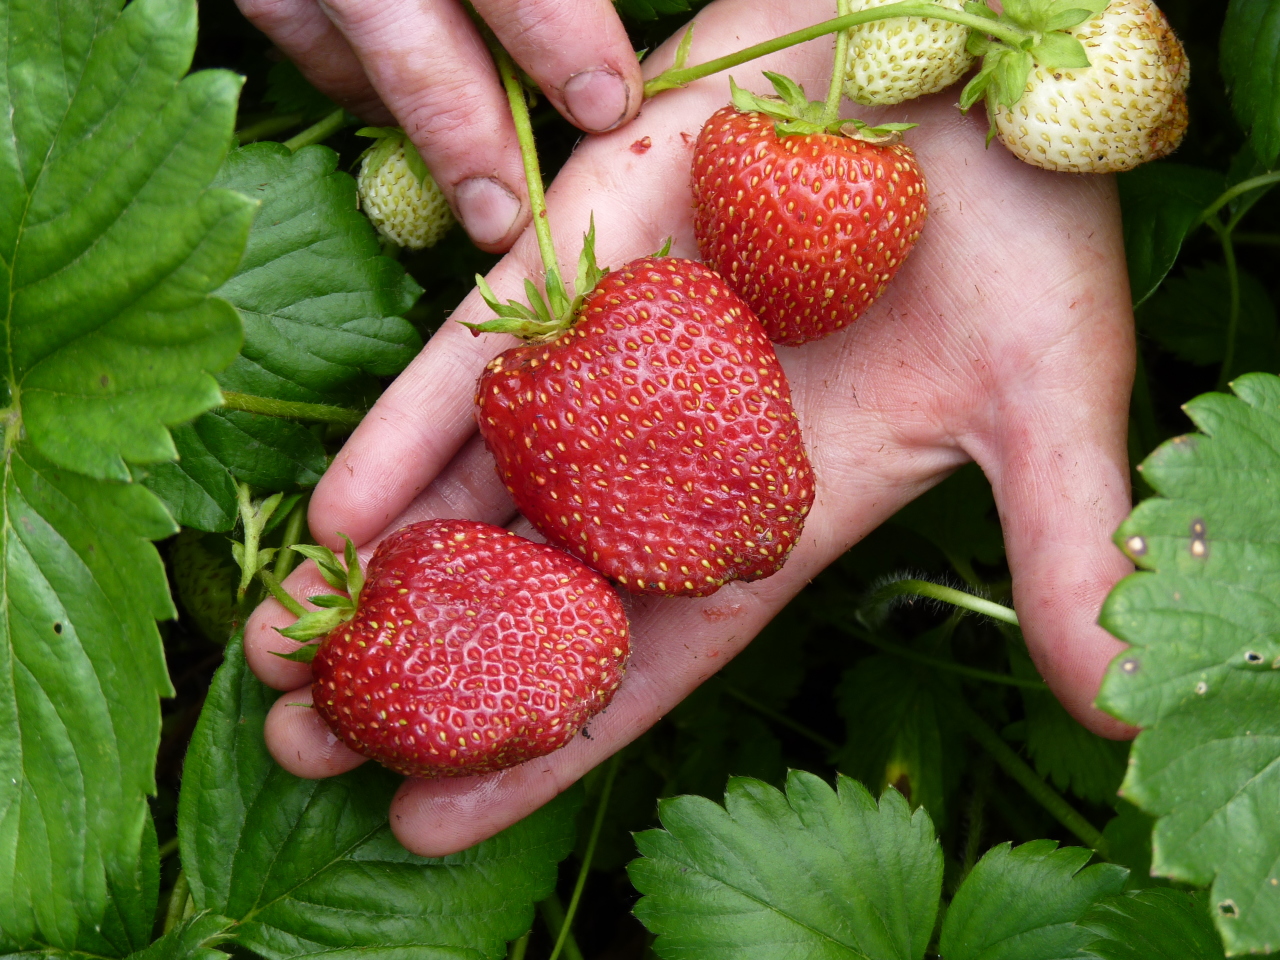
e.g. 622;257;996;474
473;255;815;598
692;75;928;346
280;519;628;778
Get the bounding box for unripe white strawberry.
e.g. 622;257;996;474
357;133;454;249
992;0;1188;174
843;0;974;106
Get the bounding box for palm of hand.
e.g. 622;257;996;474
245;0;1136;856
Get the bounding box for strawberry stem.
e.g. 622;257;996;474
490;39;572;318
820;0;851;127
221;391;365;428
282;108;352;152
548;754;620;960
644;1;1028;96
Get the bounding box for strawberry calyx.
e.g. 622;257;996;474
272;536;366;660
731;74;917;141
355;127;431;187
461;217;609;341
960;0;1111;122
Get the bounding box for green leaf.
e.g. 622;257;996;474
1100;801;1165;891
265;61;337;122
1137;264;1278;376
127;913;235;960
212;143;423;407
187;410;326;490
138;423;238;532
179;637;578;960
1079;889;1226;960
939;841;1128;960
614;0;692;21
1029;31;1092;69
629;772;943;960
0;0;253;482
1221;0;1280;167
0;444;177;950
169;531;240;645
1118;163;1224;307
1096;372;1280;954
836;657;963;825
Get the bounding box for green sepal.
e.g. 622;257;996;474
574;217;606;310
1028;31;1091;69
355;126;402;139
354;126;428;186
306;595;352;609
673;23;695;70
271;641;321;663
1041;0;1109;31
994;48;1035;108
290;543;347;591
731;74;914;141
963;1;999;19
277;605;348;642
343;534;365;600
654;237;675;258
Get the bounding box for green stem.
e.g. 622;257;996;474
850;626;1048;690
506;931;531;960
947;695;1108;856
283;108;351;151
157;836;180;860
549;755;620;960
1198;170;1280;225
821;0;852;126
490;40;570;313
538;894;584;960
162;871;190;934
221;391;365;428
865;578;1020;626
260;569;308;618
1213;220;1241;393
959;753;993;885
236;483;259;601
235;112;304;144
274;495;310;582
645;2;1028;96
1233;232;1280;246
721;681;841;753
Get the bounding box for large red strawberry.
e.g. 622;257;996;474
471;255;815;598
279;519;628;777
692;75;928;346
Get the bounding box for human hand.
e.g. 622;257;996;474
235;0;643;251
245;0;1137;856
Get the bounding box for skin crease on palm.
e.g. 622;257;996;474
244;0;1139;856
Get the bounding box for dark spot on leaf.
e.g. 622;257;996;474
1246;651;1264;664
1218;899;1238;917
53;622;62;634
1190;519;1206;537
100;375;109;387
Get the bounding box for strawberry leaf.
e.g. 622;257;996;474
1097;373;1280;954
127;912;236;960
629;772;943;960
939;841;1129;959
179;637;579;959
1080;889;1229;960
1117;163;1224;307
1220;0;1280;168
137;423;239;532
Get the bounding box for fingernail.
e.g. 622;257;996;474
454;177;522;247
563;68;631;133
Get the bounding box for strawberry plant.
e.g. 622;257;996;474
4;0;1280;957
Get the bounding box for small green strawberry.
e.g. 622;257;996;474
169;530;239;645
843;0;975;106
356;127;454;249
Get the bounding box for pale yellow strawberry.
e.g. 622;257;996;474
993;0;1188;174
357;141;454;249
843;0;973;106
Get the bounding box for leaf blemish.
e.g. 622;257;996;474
1124;535;1146;556
1121;658;1141;674
1195;681;1207;694
1218;899;1238;917
52;622;62;634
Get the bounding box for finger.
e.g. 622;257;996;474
972;180;1138;739
472;0;642;134
318;0;528;250
235;0;392;122
247;434;515;689
264;686;369;778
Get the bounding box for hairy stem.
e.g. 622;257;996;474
538;894;584;960
162;871;190;934
260;569;308;618
848;626;1048;689
1214;221;1241;393
283;108;351;151
948;695;1109;856
490;40;569;311
550;755;620;960
645;2;1026;96
865;577;1020;626
221;391;365;428
821;0;852;125
274;495;310;581
1199;170;1280;224
506;931;531;960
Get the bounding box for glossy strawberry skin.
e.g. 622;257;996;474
312;519;628;778
476;257;815;598
692;107;928;345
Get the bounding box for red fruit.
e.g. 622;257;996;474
475;256;815;598
309;519;628;778
692;105;928;345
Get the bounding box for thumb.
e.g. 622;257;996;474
980;382;1138;739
